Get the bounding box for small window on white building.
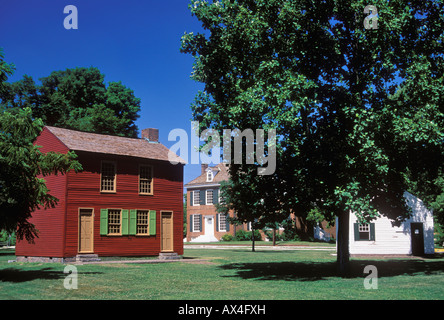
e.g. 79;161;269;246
359;224;370;240
354;222;375;241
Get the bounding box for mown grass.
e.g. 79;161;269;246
0;248;443;300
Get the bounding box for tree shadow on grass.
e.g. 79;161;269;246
0;268;102;283
0;250;15;256
219;259;444;281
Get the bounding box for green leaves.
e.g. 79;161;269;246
183;0;444;231
0;108;82;242
0;48;15;95
0;67;141;138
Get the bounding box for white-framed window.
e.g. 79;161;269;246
206;170;213;182
206;189;213;205
358;224;370;240
193;190;200;206
354;222;375;241
218;214;227;232
191;214;202;232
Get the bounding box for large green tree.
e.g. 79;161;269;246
0;67;141;138
0;50;82;242
182;0;444;275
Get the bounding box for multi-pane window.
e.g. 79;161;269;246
137;210;149;235
206;189;213;205
191;214;201;232
354;222;375;241
101;161;116;192
139;165;153;194
108;209;121;235
193;190;200;206
359;224;370;240
218;214;227;232
206;170;213;182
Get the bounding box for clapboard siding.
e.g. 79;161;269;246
15;129;69;257
348;192;434;255
65;152;183;257
16;128;184;259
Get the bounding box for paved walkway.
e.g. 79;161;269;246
73;258;209;265
184;244;336;251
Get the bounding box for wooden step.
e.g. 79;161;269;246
158;252;181;260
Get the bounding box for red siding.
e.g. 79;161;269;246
15;128;69;257
65;152;184;258
34;127;70;154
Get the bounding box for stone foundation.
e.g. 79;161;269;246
16;256;69;263
16;254;103;263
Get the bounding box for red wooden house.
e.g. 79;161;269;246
16;126;185;262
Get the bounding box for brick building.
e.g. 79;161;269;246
185;163;336;243
185;163;256;242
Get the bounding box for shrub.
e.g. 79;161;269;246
221;234;233;242
234;230;261;241
264;230;285;242
0;230;15;246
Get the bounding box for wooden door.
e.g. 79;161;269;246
411;222;424;256
161;211;173;252
79;209;94;253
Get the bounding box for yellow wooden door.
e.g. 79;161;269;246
161;212;173;252
79;209;94;253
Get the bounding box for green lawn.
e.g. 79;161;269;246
0;247;443;300
184;240;335;246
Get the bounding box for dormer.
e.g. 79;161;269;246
206;168;214;182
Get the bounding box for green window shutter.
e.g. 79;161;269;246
149;210;156;235
226;215;230;232
354;223;360;241
121;209;129;235
216;214;220;232
370;223;376;241
213;189;219;204
190;191;194;206
129;210;137;235
200;190;205;205
100;209;108;235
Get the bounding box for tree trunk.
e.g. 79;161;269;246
272;228;276;246
337;209;350;277
251;226;255;252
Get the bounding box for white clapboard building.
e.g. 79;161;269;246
341;192;434;256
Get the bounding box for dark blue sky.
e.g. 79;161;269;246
0;0;206;186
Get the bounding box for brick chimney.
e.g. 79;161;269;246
201;163;209;175
141;128;159;142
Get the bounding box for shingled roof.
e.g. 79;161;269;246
185;163;230;187
44;126;186;164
